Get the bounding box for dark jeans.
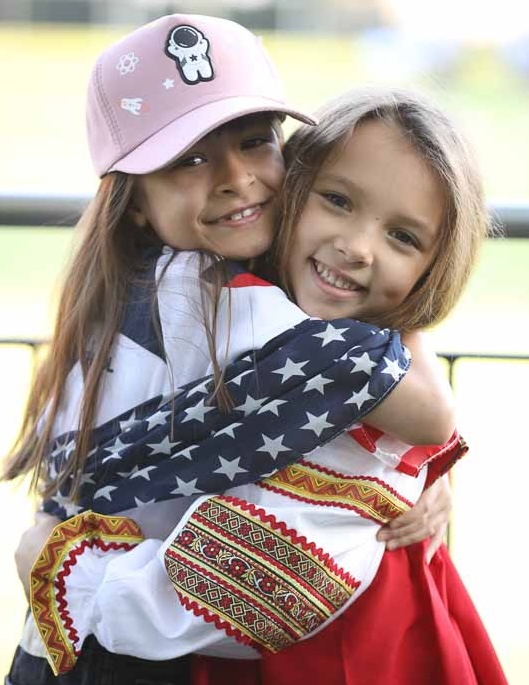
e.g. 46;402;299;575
6;638;191;685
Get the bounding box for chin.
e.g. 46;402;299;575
227;236;273;262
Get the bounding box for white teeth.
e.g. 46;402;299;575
314;261;359;291
226;206;257;221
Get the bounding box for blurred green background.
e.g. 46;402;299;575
1;4;529;682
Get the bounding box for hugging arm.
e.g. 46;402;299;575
26;262;457;671
364;331;455;445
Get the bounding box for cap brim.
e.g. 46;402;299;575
108;96;316;175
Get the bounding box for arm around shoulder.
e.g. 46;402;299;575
364;331;455;445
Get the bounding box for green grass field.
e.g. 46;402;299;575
0;24;528;683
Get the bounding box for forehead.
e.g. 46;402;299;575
322;119;445;237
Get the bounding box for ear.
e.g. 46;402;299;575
128;201;148;228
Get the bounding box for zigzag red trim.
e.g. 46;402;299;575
219;495;357;586
281;458;414;502
165;547;298;640
55;538;139;654
177;587;262;653
30;511;144;675
256;461;412;522
191;511;349;606
165;496;361;653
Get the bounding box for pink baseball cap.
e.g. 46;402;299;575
86;13;316;177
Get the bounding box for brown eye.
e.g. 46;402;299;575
390;229;419;248
179;154;206;167
321;192;351;212
241;132;274;150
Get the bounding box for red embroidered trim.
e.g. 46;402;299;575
55;539;138;655
30;512;144;675
164;496;359;653
258;460;412;522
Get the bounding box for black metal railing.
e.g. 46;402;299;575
1;193;529;236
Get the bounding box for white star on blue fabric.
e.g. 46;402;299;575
301;411;333;436
346;383;374;409
79;472;95;486
172;445;197;460
182;399;215;423
119;412;138;433
134;496;156;507
214;456;248;481
273;358;309;382
304;374;333;395
94;485;118;501
349;352;378;375
146;435;180;455
51;492;82;517
313;324;348;347
257;399;287;416
382;357;406;381
186;379;211;397
235;394;267;415
229;369;253;386
170;477;202;496
145;409;171;431
216;422;242;438
61;438;76;461
257;434;290;459
101;436;130;463
129;465;157;480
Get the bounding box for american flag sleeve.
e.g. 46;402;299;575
43;318;408;519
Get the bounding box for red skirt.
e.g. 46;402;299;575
191;542;507;685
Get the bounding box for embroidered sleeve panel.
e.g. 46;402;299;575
30;511;144;676
164;495;360;653
257;460;412;523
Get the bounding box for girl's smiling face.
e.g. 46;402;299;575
131;114;284;261
286;119;445;323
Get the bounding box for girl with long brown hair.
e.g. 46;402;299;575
18;87;505;684
5;16;455;685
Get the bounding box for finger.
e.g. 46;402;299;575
425;526;447;564
379;514;435;540
34;511;61;526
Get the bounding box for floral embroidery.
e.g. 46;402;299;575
164;496;359;653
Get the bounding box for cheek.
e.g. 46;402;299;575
265;153;286;189
385;265;424;302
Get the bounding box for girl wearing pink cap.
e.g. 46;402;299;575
5;13;478;685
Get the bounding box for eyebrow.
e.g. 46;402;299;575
317;172;439;237
213;114;272;136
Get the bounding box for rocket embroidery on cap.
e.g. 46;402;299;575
165;25;214;85
121;98;143;116
116;52;139;75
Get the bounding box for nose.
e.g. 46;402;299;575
334;224;374;266
214;151;255;195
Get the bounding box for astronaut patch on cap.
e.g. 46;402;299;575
165;25;214;85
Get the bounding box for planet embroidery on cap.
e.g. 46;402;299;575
165;25;214;85
116;52;139;75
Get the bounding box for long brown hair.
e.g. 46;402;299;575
2;172;230;498
273;88;491;331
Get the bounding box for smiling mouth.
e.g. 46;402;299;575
211;202;266;225
312;259;366;292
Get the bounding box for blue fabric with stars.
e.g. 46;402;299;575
43;317;409;520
